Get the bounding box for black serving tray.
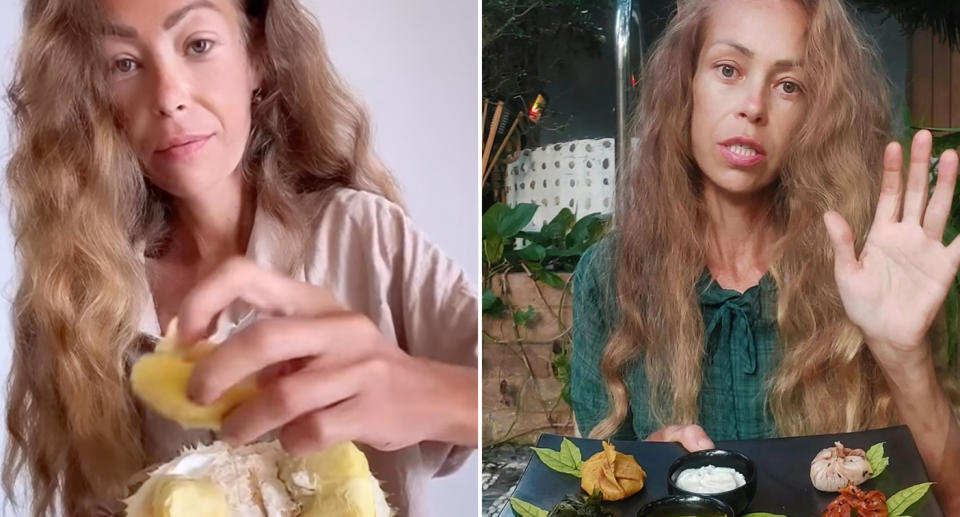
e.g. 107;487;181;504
498;425;942;516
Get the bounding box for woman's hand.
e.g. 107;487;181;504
176;258;477;455
646;425;715;452
824;130;960;372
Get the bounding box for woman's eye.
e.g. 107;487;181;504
113;58;138;74
188;39;214;55
719;64;738;79
778;81;801;95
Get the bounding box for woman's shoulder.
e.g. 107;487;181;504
575;234;618;286
301;187;409;247
300;186;452;280
312;187;405;225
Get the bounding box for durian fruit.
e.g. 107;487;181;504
123;441;392;517
282;441;392;517
130;318;258;430
147;477;229;517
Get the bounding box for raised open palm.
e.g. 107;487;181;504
824;130;960;368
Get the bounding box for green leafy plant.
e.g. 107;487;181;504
483;202;610;417
483;202;609;311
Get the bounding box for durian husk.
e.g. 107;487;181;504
123;441;393;517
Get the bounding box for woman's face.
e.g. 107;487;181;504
690;0;808;196
99;0;260;200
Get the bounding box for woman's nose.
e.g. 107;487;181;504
152;65;189;117
736;82;767;125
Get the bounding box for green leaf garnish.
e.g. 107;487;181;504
865;442;889;478
510;497;549;517
547;491;611;517
886;482;933;517
560;437;582;468
531;437;583;477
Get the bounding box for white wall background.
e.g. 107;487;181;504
0;0;21;511
302;2;479;516
0;0;479;515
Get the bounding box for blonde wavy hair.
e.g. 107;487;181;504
589;0;960;440
3;0;400;515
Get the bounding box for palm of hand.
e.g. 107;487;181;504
836;221;956;352
825;130;960;364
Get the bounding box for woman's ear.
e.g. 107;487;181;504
245;18;266;96
247;45;264;95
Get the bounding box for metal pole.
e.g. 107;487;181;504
614;0;643;182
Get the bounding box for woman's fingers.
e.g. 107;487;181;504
924;149;960;240
278;399;364;456
646;425;714;452
873;141;904;226
902;130;933;225
221;367;361;445
188;313;379;404
176;257;343;344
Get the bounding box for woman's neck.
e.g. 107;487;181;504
701;180;777;292
167;174;257;271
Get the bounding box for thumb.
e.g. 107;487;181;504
679;425;714;452
823;211;859;274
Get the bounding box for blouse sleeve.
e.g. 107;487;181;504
333;190;477;476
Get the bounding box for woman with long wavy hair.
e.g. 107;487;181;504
571;0;960;511
2;0;478;515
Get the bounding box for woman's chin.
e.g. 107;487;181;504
702;168;778;199
145;164;240;201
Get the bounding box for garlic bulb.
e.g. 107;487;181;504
810;441;872;492
124;441;392;517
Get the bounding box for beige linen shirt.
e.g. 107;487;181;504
132;188;478;516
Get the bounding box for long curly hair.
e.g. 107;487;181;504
589;0;960;440
3;0;400;514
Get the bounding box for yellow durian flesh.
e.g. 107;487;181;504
130;318;258;430
149;477;229;517
294;441;373;482
299;477;381;517
285;441;391;517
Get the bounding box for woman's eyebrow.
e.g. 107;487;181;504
708;39;801;69
103;0;221;39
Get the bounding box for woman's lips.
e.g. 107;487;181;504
717;143;766;167
155;134;212;161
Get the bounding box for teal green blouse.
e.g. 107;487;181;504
571;238;781;440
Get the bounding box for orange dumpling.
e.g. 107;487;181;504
580;441;646;501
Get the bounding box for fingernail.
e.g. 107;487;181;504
698;438;714;450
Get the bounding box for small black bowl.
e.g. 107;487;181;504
636;495;735;517
666;449;757;514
